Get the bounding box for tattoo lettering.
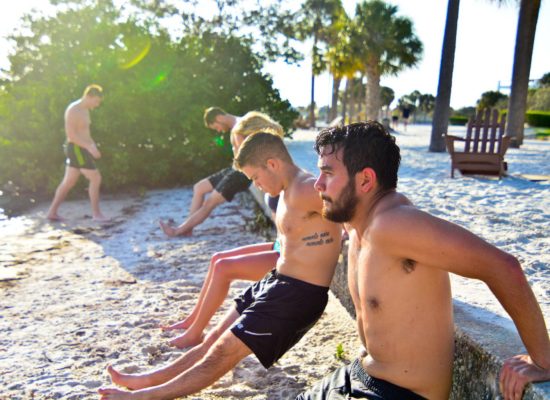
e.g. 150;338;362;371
302;231;335;247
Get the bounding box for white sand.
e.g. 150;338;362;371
0;124;548;399
0;188;360;399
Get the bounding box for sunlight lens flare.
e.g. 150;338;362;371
117;37;151;70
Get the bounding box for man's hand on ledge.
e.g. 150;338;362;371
499;354;550;400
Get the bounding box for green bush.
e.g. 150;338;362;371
0;3;298;197
449;115;468;126
525;111;550;127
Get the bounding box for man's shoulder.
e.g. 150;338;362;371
287;172;319;207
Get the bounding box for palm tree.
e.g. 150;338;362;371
350;0;423;121
429;0;460;152
296;0;344;128
506;0;541;147
325;12;363;123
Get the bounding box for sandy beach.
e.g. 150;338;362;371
1;125;548;399
0;187;360;399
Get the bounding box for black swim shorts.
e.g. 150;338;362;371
65;143;96;170
296;359;427;400
231;269;328;369
207;167;251;202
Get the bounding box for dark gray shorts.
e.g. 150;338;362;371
296;359;427;400
207;167;251;202
231;269;328;369
65;143;96;170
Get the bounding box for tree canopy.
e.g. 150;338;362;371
0;0;298;197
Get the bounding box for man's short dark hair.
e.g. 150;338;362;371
234;132;291;170
203;107;227;127
315;121;401;190
83;84;103;98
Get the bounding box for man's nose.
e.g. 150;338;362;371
314;175;325;192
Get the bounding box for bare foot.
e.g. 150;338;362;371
93;214;111;222
98;387;135;400
168;330;204;349
106;365;152;391
159;220;192;237
46;214;66;221
160;314;196;331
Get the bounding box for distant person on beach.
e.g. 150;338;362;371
159;107;283;237
160;241;279;348
98;132;342;400
47;84;109;222
401;106;410;131
297;121;550;400
391;108;399;130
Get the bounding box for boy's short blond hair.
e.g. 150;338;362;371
83;84;103;98
232;111;284;138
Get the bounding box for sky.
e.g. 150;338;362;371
1;0;549;110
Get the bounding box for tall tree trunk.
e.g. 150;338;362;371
341;78;350;123
430;0;460;152
330;76;341;123
506;0;540;148
349;79;355;123
365;64;381;121
309;69;316;128
309;36;318;129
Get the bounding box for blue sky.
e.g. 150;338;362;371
1;0;549;109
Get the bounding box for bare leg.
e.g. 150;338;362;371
47;167;81;220
81;168;109;221
107;309;240;390
189;178;214;215
100;325;251;399
159;179;214;237
169;250;278;348
161;190;226;237
161;242;276;331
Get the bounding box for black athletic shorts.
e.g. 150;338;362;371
296;359;427;400
231;269;329;369
207;167;251;202
65;143;96;170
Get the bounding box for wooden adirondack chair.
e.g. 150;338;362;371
445;109;510;178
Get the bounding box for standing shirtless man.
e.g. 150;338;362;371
298;121;550;400
47;84;108;222
98;132;341;399
159;107;283;237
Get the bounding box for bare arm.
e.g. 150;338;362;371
230;132;245;157
375;208;550;397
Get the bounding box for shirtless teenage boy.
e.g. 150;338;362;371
298;121;550;400
98;132;342;399
159;107;283;237
47;84;108;222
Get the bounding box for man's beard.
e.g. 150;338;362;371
321;179;358;223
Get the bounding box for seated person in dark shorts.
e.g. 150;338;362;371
47;84;109;222
160;107;284;237
298;122;550;400
99;132;342;399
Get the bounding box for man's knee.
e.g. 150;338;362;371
203;191;226;212
82;170;101;184
212;258;233;280
194;179;212;195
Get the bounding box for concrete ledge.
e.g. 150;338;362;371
250;189;549;400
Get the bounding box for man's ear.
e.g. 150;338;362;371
266;158;278;171
356;168;376;193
